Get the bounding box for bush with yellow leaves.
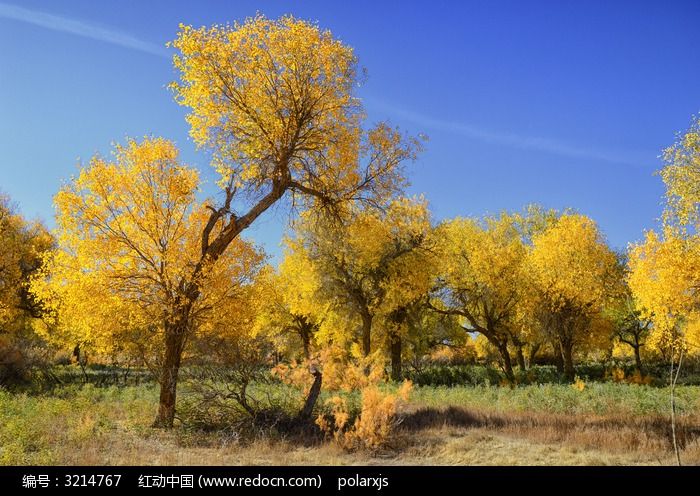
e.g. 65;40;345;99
571;375;586;391
271;344;385;394
317;380;413;451
272;344;413;449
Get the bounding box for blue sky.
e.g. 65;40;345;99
1;0;698;260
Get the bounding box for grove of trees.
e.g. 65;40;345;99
1;15;699;441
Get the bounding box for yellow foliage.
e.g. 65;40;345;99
169;15;413;210
628;228;700;354
572;376;586;391
526;214;618;357
628;116;700;358
433;212;532;376
29;137;265;360
285;196;436;351
317;381;412;451
272;345;386;394
0;194;53;336
528;215;617;315
659;115;700;230
610;367;626;383
627;371;653;385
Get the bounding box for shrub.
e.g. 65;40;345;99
317;381;412;450
0;334;53;388
179;332;277;432
405;365;503;387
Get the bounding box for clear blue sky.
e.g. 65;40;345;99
1;0;698;259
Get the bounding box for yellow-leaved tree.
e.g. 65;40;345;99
431;213;528;382
627;115;700;466
257;247;324;362
30;137;266;417
629;116;700;358
287;197;435;381
34;15;418;428
527;214;618;381
0;194;53;330
0;193;53;384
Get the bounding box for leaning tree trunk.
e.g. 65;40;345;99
152;321;187;428
390;332;402;381
495;340;515;383
299;366;323;420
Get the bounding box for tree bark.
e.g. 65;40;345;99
634;344;643;374
528;342;541;366
495;340;515;383
561;339;575;382
299;367;323;420
390;332;402;381
551;340;564;375
361;311;372;357
515;343;526;371
300;325;311;360
152;322;186;428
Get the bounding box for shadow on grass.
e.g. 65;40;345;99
400;406;700;451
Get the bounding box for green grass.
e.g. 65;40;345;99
0;384;158;464
1;381;699;465
410;382;700;416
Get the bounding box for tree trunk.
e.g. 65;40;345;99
561;339;575;382
496;340;515;383
390;332;402;381
551;340;564;375
634;345;643;375
299;367;323;420
528;342;541;366
361;311;372;357
152;323;186;428
300;325;311;360
515;343;526;371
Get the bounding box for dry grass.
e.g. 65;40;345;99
53;421;678;466
399;406;700;465
2;384;699;465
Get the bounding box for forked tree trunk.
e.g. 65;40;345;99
477;329;515;383
152;322;186;428
390;332;402;381
495;339;515;383
552;340;564;375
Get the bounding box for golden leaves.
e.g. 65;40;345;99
659;116;700;230
628;116;700;353
169;15;416;214
170;15;361;193
528;214;617;313
0;194;53;335
30;138;265;356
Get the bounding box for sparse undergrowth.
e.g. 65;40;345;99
1;382;699;465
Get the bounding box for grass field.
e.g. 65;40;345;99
1;381;698;466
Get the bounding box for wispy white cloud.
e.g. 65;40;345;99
367;98;650;167
0;2;168;58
